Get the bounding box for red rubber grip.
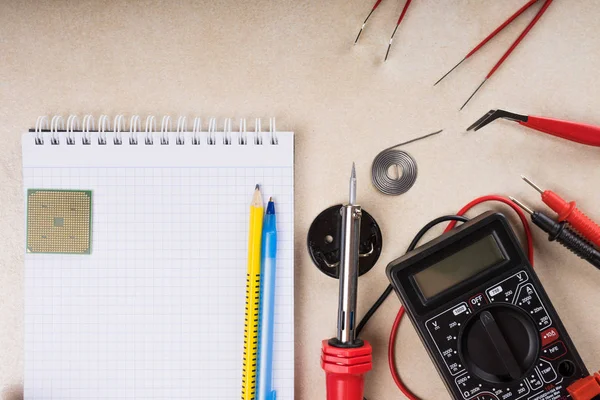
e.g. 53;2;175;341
542;191;600;248
520;116;600;147
321;340;372;400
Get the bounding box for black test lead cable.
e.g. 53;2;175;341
510;197;600;270
355;215;469;338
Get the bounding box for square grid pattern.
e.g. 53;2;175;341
24;166;294;400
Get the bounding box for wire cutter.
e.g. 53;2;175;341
468;109;600;147
434;0;554;110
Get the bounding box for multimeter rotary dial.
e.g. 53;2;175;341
459;304;539;384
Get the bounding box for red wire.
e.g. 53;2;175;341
387;195;535;400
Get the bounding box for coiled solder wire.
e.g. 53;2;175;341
371;130;442;196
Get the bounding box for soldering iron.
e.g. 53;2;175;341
321;163;372;400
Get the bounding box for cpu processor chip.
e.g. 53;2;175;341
27;189;92;254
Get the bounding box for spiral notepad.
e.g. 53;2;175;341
22;115;295;399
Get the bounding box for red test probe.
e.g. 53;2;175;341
522;176;600;248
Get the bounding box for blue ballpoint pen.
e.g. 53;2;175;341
257;198;277;400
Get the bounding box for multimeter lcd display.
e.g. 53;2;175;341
413;235;505;299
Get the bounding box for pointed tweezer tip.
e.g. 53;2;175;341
384;45;391;62
433;58;466;87
354;29;363;44
433;74;448;87
459;79;487;111
466;109;497;131
466;122;478;132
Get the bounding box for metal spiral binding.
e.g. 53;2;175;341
269;117;278;145
113;115;125;145
192;117;202;145
255;118;263;145
66;115;79;145
82;115;94;145
35;116;49;144
161;116;172;145
176;116;187;145
50;115;64;145
223;118;232;145
98;115;110;145
32;115;279;146
208;118;217;145
129;115;141;145
239;118;247;145
145;115;156;145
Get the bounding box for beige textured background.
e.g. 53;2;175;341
2;1;600;399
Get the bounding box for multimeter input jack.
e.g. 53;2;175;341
559;360;577;378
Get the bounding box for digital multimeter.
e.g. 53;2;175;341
386;212;588;400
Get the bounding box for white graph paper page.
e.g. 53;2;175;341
22;130;294;400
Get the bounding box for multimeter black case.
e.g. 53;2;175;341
386;211;587;400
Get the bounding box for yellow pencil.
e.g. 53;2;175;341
241;184;264;400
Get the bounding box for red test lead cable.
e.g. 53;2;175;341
388;195;534;400
522;176;600;248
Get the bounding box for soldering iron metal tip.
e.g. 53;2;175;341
349;163;357;205
255;184;260;190
509;196;534;215
521;175;544;194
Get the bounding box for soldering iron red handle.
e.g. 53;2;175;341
519;116;600;147
321;340;372;400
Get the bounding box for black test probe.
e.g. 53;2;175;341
510;197;600;270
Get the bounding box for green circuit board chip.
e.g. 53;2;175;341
26;189;92;254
